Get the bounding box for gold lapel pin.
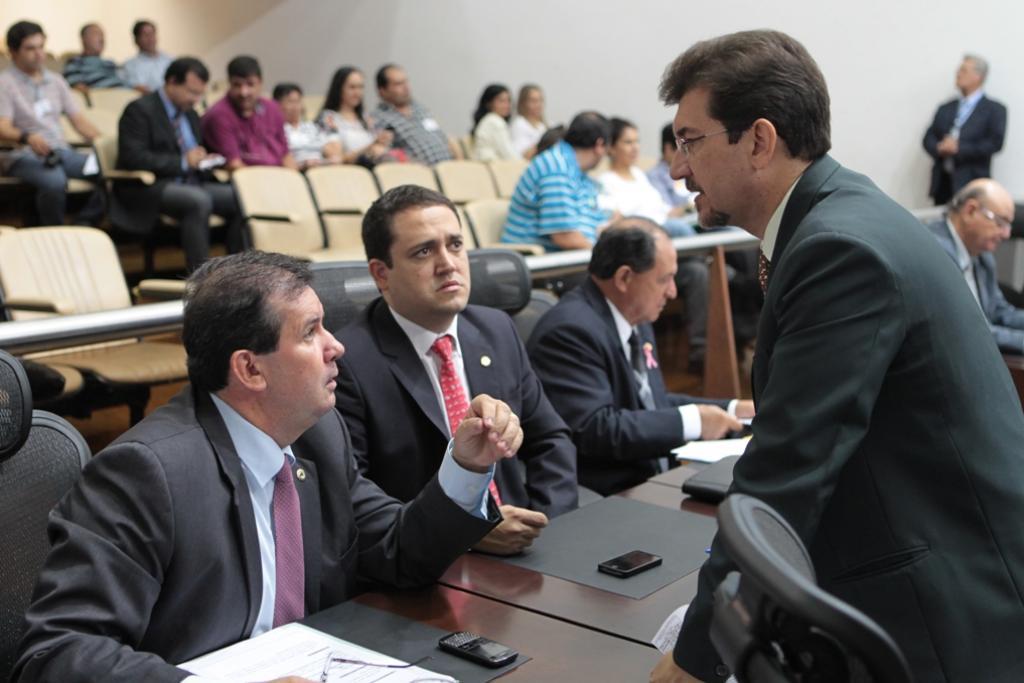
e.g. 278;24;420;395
480;355;492;367
295;468;307;481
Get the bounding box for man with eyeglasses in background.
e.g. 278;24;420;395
926;178;1024;353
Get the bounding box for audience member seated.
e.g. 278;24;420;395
201;55;295;171
116;57;243;270
272;82;341;170
528;221;753;495
0;20;102;225
372;63;458;165
12;250;514;682
472;83;520;162
62;23;128;93
500;111;614;252
120;19;173;94
335;185;578;555
648;122;697;214
927;178;1024;353
316;66;398;167
598;117;696;237
510;83;547;160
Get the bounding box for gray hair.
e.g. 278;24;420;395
964;54;989;81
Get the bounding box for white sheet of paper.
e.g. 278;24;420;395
654;603;738;682
180;622;454;682
672;437;750;463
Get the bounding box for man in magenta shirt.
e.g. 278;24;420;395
201;55;296;171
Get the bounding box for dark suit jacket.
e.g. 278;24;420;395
923;95;1007;199
334;300;577;517
675;156;1024;682
927;217;1024;354
527;278;728;496
113;90;205;234
13;388;496;683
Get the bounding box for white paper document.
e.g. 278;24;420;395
673;437;750;463
180;622;455;682
655;603;737;682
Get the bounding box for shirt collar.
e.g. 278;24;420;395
554;140;583;180
961;89;984;109
603;295;634;351
12;65;50;85
209;393;295;488
389;306;461;359
157;86;178;120
761;174;802;261
945;216;974;271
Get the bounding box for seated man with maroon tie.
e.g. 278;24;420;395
335;185;578;556
13;251;516;683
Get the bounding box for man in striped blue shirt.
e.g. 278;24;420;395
501;112;613;251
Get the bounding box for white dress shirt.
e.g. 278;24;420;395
944;217;981;304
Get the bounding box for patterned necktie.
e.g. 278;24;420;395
173;111;200;185
431;334;503;506
272;455;305;628
628;330;657;411
758;251;771;294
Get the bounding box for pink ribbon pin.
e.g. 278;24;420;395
642;342;658;370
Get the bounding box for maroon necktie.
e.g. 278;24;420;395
272;455;305;627
431;335;503;506
758;252;771;294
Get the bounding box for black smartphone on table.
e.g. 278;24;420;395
438;631;518;668
597;550;663;577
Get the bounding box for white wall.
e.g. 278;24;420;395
5;0;1021;207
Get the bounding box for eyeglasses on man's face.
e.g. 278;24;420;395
673;128;742;159
979;206;1013;232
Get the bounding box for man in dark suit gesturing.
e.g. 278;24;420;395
923;54;1007;205
335;185;577;556
115;56;241;270
651;31;1024;683
528;218;751;497
13;251;516;682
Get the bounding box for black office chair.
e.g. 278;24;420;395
710;494;913;683
309;261;380;334
467;248;531;314
512;289;560;344
0;350;91;681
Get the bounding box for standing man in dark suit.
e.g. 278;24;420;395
923;54;1007;205
116;56;242;270
926;178;1024;353
335;185;577;555
650;30;1024;683
13;251;518;682
528;217;751;497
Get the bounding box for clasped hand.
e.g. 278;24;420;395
452;393;522;472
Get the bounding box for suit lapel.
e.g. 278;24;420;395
194;391;264;637
460;311;502;401
371;300;449;437
290;453;322;615
145;92;181;153
580;280;640;406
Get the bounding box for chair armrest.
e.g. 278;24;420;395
2;296;75;314
480;241;545;256
212;169;230;183
247;211;300;223
320;208;361;215
133;278;186;301
105;169;157;185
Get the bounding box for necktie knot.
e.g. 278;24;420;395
431;334;454;362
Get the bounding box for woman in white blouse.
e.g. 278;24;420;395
471;84;519;162
598;117;696;237
510;84;547;159
316;66;397;167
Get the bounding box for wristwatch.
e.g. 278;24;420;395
18;131;30;145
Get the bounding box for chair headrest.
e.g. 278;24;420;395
0;350;33;461
468;249;531;315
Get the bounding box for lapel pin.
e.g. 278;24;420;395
480;355;492;367
642;342;659;369
295;468;307;481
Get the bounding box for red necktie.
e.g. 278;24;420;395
431;334;503;506
272;455;305;627
758;251;771;294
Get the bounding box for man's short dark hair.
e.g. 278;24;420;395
80;23;99;39
658;29;831;161
362;185;459;267
6;20;43;53
376;63;398;90
164;57;208;85
227;55;261;80
589;217;667;279
132;20;155;40
183;251;312;393
563;111;610;149
272;82;302;101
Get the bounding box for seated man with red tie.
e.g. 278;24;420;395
335;185;578;556
13;251;515;682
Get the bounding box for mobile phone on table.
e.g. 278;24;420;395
598;550;663;577
438;631;518;668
